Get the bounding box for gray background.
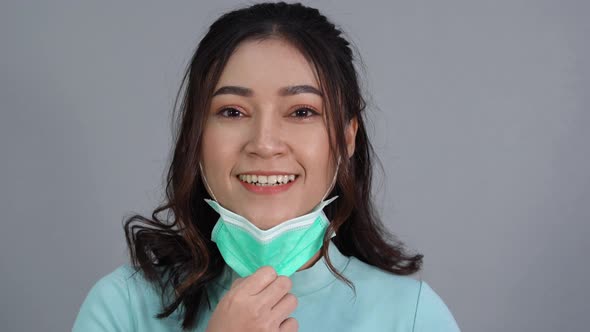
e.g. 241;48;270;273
1;0;588;331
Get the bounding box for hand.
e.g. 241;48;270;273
206;266;299;332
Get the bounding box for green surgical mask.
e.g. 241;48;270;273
200;158;340;277
204;196;338;277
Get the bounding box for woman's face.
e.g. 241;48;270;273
201;38;351;230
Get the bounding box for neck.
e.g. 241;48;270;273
296;249;322;271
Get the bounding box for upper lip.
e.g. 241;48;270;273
237;171;299;176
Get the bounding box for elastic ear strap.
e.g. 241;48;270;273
199;162;218;202
321;155;341;202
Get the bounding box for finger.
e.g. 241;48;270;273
237;266;278;295
229;277;244;290
271;293;298;320
279;317;299;332
257;276;293;308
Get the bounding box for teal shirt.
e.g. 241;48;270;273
73;240;460;331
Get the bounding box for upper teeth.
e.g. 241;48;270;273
238;174;296;185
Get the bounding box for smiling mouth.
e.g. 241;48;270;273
237;174;298;186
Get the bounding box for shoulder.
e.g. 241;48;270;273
345;256;422;301
345;257;460;331
413;280;461;331
72;264;142;332
81;264;143;301
92;264;140;289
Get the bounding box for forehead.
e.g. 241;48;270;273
214;38;321;93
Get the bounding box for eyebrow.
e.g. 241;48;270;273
212;85;323;98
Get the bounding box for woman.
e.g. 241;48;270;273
73;2;460;331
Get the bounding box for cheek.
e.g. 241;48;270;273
286;125;331;174
201;126;241;180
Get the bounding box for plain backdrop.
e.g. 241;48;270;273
1;1;588;331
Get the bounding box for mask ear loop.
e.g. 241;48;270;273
320;155;341;202
199;162;218;202
319;154;341;241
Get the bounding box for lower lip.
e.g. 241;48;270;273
238;177;298;195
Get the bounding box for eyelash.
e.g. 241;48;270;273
216;105;320;120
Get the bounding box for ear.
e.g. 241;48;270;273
345;116;358;159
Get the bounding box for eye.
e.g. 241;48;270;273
217;107;244;118
290;106;320;119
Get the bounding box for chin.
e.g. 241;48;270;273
238;203;305;228
255;214;294;230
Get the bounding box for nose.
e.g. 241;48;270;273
244;110;288;159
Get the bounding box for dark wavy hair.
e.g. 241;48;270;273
123;2;423;330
